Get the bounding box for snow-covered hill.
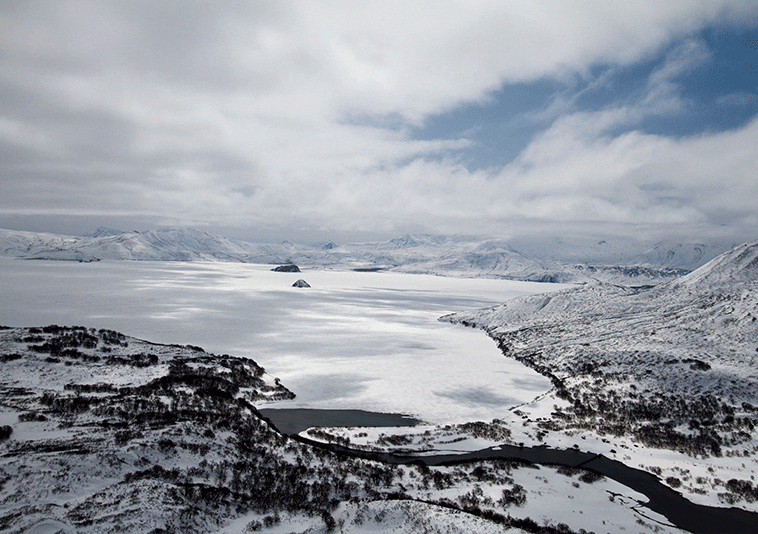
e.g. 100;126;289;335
1;326;670;534
447;239;758;361
0;227;735;284
442;240;758;507
631;240;729;271
0;228;261;262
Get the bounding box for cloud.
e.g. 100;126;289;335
1;1;757;241
493;110;758;238
642;38;712;115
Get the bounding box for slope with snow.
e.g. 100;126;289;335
1;325;678;534
632;240;730;271
442;240;758;509
0;228;261;262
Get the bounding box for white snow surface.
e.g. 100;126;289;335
2;239;757;532
441;239;758;510
0;257;566;423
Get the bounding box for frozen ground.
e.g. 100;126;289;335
0;325;682;534
0;258;566;423
437;240;758;512
2;247;757;532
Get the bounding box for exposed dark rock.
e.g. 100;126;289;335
272;264;300;272
292;279;311;288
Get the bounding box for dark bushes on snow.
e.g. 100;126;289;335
18;412;47;422
725;479;758;502
578;470;603;484
498;484;526;507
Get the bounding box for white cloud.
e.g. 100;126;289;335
641;38;712;115
1;1;757;241
493;112;758;237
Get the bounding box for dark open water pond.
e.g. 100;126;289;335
258;408;422;436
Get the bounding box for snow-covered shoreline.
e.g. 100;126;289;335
0;325;690;534
436;240;758;512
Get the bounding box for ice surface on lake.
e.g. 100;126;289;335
0;258;567;422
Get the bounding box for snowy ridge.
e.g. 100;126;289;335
0;228;259;262
670;238;758;288
442;240;758;508
632;240;728;271
446;240;758;398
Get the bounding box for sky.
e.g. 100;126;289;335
1;1;757;244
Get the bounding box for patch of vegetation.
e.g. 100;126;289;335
578;471;603;484
28;327;99;355
18;411;47;422
64;382;119;394
98;328;128;346
721;479;758;504
376;433;414;447
497;335;756;459
104;352;159;367
308;428;352;447
455;419;512;442
498;483;527;507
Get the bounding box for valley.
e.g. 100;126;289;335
0;325;680;534
0;234;757;532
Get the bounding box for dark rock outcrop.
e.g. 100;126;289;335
272;264;300;272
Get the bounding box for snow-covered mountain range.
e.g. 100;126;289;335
0;228;257;263
0;227;736;284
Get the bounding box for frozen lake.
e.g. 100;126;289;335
0;258;568;423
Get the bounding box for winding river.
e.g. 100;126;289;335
260;408;758;534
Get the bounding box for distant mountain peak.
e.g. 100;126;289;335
388;234;425;248
633;240;725;271
386;234;452;248
87;227;123;238
674;239;758;287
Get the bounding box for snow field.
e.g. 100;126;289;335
0;258;563;423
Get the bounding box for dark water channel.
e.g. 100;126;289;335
260;408;758;534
